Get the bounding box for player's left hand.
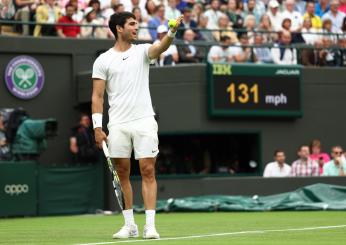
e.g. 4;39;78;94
171;15;184;33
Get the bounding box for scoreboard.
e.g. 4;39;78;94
208;63;302;117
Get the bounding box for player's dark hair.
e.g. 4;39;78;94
274;150;285;156
108;12;136;40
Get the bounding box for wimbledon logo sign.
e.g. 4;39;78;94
5;55;45;99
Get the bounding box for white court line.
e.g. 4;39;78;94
76;224;346;245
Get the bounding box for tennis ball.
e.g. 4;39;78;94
168;19;177;29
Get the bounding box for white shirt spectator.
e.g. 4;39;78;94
295;0;306;15
121;0;148;18
204;9;223;29
165;6;181;20
302;27;321;44
207;45;233;62
263;161;292;177
267;11;283;31
271;44;297;65
322;11;346;32
281;9;303;31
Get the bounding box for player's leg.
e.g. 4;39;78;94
108;125;138;239
133;116;160;239
138;157;160;239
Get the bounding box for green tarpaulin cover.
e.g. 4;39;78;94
134;184;346;212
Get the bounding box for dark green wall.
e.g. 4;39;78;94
1;36;346;166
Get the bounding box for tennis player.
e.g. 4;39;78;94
91;12;183;239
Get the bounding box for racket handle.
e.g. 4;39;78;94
102;141;110;158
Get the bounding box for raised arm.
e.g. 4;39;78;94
91;78;107;148
148;15;184;60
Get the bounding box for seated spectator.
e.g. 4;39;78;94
122;0;147;18
323;146;346;176
263;150;291;177
337;37;346;66
34;0;61;37
213;14;238;43
291;145;319;176
267;0;283;32
282;0;303;32
145;0;156;20
253;33;273;63
60;0;88;10
318;36;342;66
165;0;181;20
14;0;38;35
80;7;107;38
310;139;330;175
315;0;330;18
191;2;203;23
62;0;84;23
322;0;346;32
0;0;16;21
226;0;244;29
196;14;215;41
302;17;321;45
303;1;322;29
148;4;167;41
271;30;297;65
114;3;125;14
177;28;204;63
176;8;198;39
0;113;10;160
70;114;99;164
88;0;104;21
101;0;118;20
56;3;81;38
154;25;179;66
256;14;278;43
242;0;263;25
230;32;252;62
295;0;306;15
204;0;223;29
133;6;152;41
207;35;233;62
243;14;256;44
321;18;340;43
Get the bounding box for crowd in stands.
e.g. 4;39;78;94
263;139;346;177
1;0;346;65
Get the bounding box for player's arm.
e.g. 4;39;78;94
148;15;184;60
91;78;107;148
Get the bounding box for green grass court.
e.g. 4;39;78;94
0;212;345;245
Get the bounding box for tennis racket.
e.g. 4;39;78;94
102;141;125;211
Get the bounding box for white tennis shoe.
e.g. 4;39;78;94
112;224;139;239
143;225;160;239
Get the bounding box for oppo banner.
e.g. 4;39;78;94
0;162;37;216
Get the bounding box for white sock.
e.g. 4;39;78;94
145;210;156;227
122;209;135;226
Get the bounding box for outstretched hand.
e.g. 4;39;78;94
171;15;184;33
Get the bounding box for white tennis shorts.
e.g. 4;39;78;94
107;116;159;159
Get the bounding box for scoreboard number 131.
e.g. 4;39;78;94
227;83;259;104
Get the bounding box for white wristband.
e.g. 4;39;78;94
92;113;103;129
167;29;176;38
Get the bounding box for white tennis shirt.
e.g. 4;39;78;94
92;44;155;126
